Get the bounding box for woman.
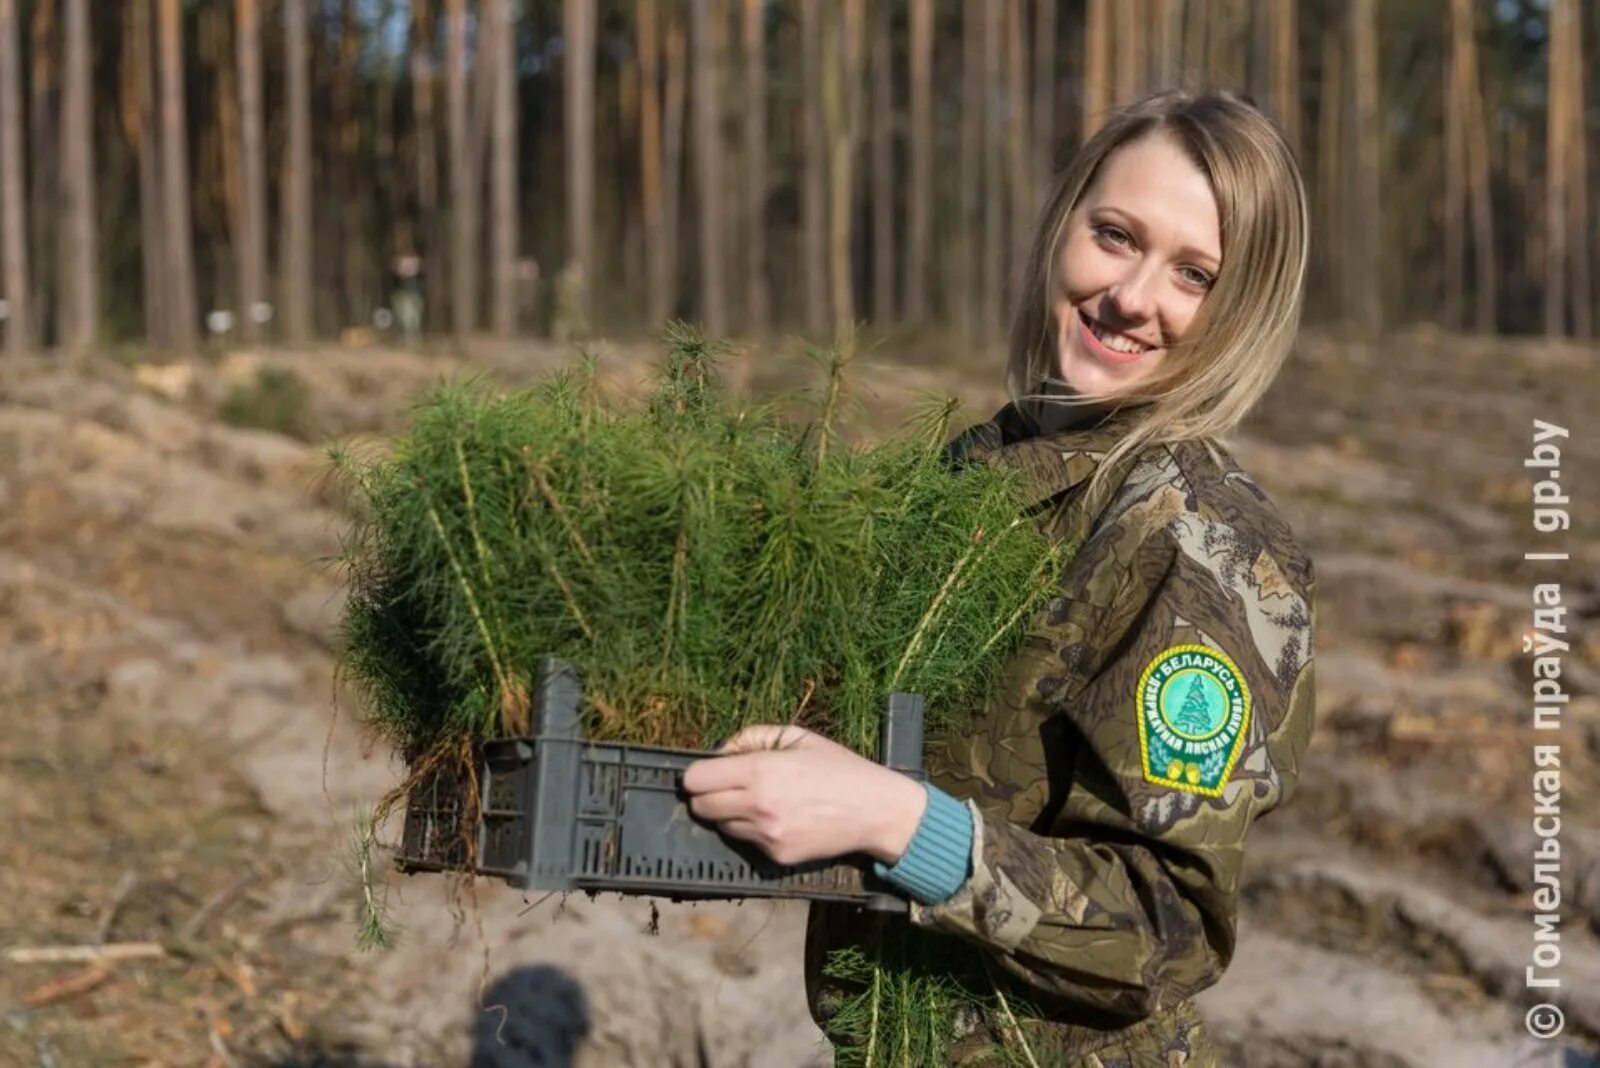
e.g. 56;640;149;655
683;90;1315;1065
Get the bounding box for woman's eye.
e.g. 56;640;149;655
1178;266;1215;290
1093;224;1131;248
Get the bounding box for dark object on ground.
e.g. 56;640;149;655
470;965;590;1068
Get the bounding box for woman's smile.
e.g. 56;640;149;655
1078;307;1160;364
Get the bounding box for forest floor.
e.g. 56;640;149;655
1;328;1598;1067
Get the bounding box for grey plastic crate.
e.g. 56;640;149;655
397;657;926;913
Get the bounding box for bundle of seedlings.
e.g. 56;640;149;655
822;923;1049;1067
333;325;1073;1063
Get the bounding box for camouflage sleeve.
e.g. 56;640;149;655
909;502;1317;1021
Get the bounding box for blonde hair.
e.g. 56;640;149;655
1007;89;1309;504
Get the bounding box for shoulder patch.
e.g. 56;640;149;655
1135;643;1251;796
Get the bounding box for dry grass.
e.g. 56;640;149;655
0;683;381;1064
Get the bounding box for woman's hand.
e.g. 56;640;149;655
680;725;928;867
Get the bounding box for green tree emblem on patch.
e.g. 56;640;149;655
1171;675;1215;735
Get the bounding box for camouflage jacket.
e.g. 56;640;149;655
806;401;1317;1065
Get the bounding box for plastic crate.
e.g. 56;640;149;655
397;657;927;913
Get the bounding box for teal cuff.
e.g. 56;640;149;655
872;783;974;905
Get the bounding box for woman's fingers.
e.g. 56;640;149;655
718;724;813;754
705;815;792;863
683;754;747;794
712;818;763;846
686;787;752;823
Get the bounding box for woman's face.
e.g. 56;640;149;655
1050;131;1222;400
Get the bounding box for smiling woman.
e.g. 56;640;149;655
685;89;1315;1066
1011;91;1310;508
1052;132;1222;395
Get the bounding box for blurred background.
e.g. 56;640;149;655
0;0;1593;350
1;2;1598;1067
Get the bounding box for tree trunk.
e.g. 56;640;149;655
564;0;595;326
1270;0;1298;153
662;7;687;323
489;0;518;336
1451;0;1495;334
1150;0;1181;90
1543;0;1569;336
1032;0;1057;192
28;0;55;348
955;0;981;337
1508;120;1534;327
618;32;642;306
638;0;666;327
1315;26;1341;318
979;0;1001;336
742;0;768;333
1113;0;1143;106
690;0;726;334
281;0;312;344
905;0;931;324
466;0;497;292
822;0;863;340
1004;0;1029;295
59;0;94;356
156;0;196;353
869;0;893;323
1346;0;1380;333
0;0;29;355
236;0;266;343
1208;0;1246;92
333;0;366;327
127;0;167;348
374;0;402;283
800;0;827;334
1083;0;1110;140
1558;0;1590;338
205;5;243;324
446;0;474;336
1443;0;1465;330
410;0;442;331
1249;0;1273;110
1183;0;1208;81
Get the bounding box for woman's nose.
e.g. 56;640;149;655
1105;266;1158;323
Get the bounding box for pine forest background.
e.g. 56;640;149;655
5;0;1598;360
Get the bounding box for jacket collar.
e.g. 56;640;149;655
947;399;1148;512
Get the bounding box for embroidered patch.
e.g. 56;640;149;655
1136;644;1251;796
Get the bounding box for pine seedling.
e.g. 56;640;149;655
351;805;398;951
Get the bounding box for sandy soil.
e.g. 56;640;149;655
1;330;1598;1067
